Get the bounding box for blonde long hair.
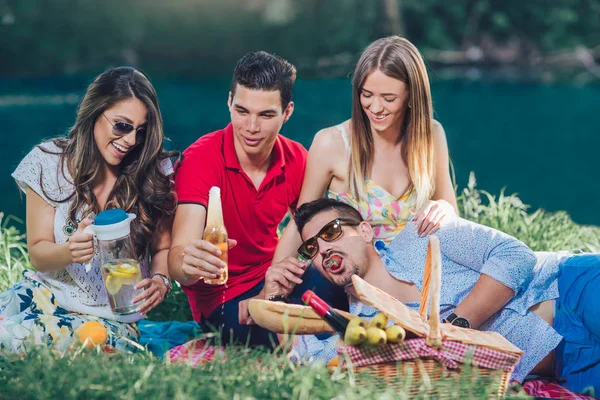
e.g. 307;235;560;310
349;36;435;209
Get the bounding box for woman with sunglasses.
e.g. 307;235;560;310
2;67;176;353
264;37;457;301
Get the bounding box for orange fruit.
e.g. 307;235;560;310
327;356;339;369
75;321;108;349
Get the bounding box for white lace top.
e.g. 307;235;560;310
11;141;174;323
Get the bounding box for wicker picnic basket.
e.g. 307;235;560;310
337;236;523;397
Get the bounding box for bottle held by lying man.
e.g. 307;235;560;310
203;186;228;285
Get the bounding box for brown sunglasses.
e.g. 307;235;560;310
297;218;360;260
102;113;147;139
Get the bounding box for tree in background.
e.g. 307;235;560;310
0;0;598;77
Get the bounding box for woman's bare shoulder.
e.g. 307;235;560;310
431;119;450;160
310;121;350;152
432;119;447;139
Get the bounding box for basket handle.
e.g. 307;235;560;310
418;236;443;348
418;244;432;320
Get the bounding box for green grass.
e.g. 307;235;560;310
0;213;31;291
1;175;598;398
459;173;600;253
0;344;529;400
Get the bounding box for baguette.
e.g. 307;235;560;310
248;299;354;335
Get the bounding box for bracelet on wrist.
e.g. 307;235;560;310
151;273;172;296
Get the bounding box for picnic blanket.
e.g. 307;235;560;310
137;320;200;356
167;338;225;366
522;379;597;400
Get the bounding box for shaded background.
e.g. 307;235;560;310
1;0;599;225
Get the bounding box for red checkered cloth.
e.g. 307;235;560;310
166;338;226;367
337;338;521;372
522;379;597;400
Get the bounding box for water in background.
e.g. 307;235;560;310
1;76;598;226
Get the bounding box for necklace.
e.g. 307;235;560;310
62;218;79;236
62;211;96;236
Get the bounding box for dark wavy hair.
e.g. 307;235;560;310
40;66;177;260
294;198;364;234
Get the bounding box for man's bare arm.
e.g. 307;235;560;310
168;203;225;286
453;275;515;328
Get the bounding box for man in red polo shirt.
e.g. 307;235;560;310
168;51;346;347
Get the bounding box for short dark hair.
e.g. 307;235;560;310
231;51;297;109
294;198;364;234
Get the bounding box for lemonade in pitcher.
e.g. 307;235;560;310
101;259;144;315
84;209;145;315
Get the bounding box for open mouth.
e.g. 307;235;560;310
323;254;344;274
111;142;129;156
369;111;390;123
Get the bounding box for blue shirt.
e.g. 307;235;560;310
295;218;566;382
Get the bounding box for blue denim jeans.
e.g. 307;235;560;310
554;254;600;395
202;265;348;349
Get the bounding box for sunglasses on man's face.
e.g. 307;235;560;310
297;218;360;260
102;113;147;139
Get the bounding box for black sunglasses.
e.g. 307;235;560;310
297;218;360;260
102;113;147;139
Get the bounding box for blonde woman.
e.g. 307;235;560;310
257;37;458;304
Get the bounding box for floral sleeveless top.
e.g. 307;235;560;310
326;124;418;244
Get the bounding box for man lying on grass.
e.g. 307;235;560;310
268;198;599;394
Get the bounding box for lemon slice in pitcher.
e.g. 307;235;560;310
116;263;137;273
105;274;122;295
111;263;138;278
110;270;137;278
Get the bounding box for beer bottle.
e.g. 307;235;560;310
203;187;228;285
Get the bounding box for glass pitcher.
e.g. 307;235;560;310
84;209;143;315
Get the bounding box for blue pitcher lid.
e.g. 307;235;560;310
94;209;129;226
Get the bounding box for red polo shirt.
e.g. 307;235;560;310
174;123;307;320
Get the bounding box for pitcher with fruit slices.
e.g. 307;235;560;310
85;209;144;315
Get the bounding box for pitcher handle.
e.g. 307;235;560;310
82;224;96;273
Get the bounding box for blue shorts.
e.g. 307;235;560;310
553;254;600;395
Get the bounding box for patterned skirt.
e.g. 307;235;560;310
0;270;139;354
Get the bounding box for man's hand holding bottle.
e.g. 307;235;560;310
181;238;237;283
262;257;309;299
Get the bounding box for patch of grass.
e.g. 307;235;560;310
146;282;193;322
0;345;529;400
0;213;31;292
458;173;600;252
